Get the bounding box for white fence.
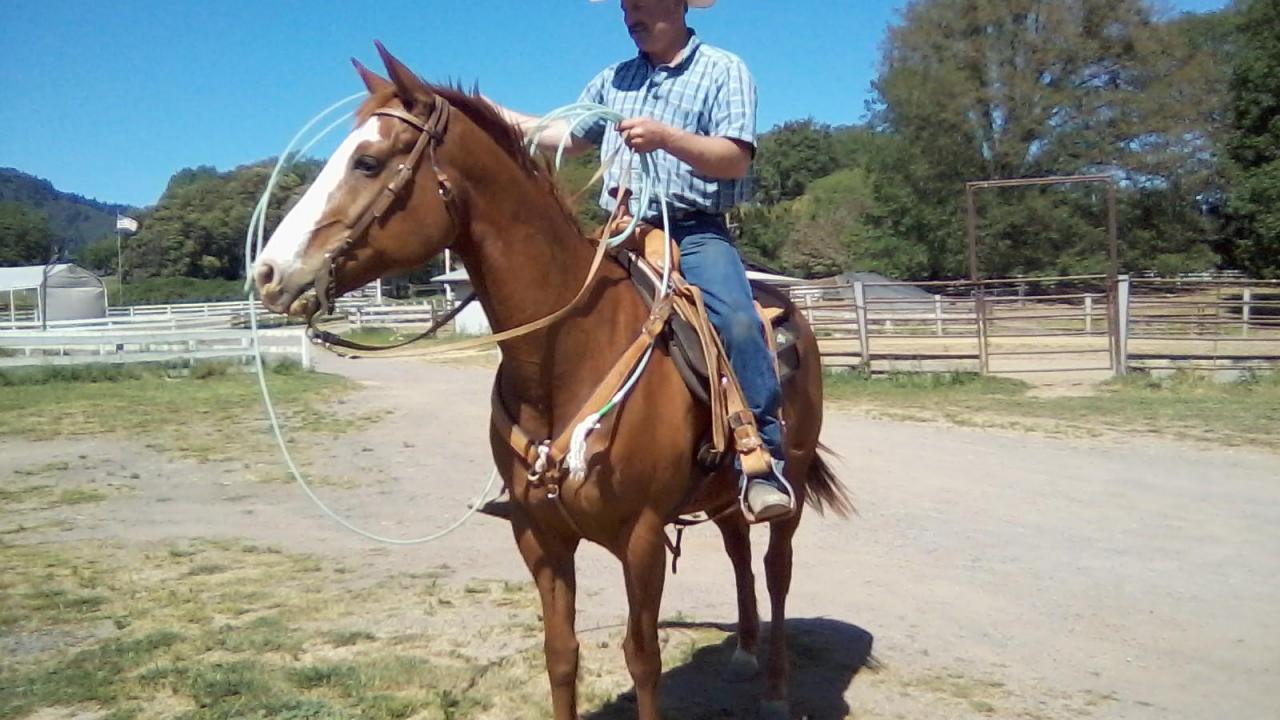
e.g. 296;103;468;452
0;327;312;370
349;302;443;328
0;295;454;370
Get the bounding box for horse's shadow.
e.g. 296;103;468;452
584;617;874;720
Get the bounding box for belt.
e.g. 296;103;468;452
654;208;725;228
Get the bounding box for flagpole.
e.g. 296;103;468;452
115;214;124;306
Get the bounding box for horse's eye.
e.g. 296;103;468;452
353;154;382;175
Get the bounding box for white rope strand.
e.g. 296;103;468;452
243;95;499;546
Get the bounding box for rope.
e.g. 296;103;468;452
528;103;675;479
243;94;498;546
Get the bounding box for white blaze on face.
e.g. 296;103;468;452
256;117;385;276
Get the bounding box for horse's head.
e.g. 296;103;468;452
253;45;459;317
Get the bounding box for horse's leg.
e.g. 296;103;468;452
714;513;761;680
761;505;803;720
511;511;580;720
620;516;669;720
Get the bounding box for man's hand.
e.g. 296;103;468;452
617;116;753;179
618;117;677;154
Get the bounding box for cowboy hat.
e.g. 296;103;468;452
590;0;716;7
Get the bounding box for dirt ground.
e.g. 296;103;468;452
3;351;1279;719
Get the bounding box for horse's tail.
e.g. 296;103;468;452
804;442;855;517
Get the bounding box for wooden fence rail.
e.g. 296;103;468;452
793;275;1280;377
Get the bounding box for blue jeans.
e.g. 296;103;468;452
667;212;784;460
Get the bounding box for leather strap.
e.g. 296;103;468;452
307;293;476;354
311;101;455;318
313;155;640;360
491;296;675;474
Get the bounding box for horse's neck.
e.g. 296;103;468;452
454;162;643;417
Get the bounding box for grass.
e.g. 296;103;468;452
824;369;1280;449
0;540;738;720
0;361;354;462
340;326;418;346
0;482;113;511
0;541;494;720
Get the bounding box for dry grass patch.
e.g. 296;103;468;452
0;540;740;720
0;364;354;463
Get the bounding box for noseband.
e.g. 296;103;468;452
312;98;458;316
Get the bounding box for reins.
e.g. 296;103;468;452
302;102;640;360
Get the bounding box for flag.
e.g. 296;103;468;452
116;215;139;233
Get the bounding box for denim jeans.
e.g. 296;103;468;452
667;212;783;460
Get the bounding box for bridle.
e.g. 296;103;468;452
301;95;624;359
310;98;458;318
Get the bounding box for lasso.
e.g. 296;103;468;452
243;94;676;543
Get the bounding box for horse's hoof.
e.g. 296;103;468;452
759;700;791;720
726;646;759;681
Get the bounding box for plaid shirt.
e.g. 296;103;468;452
574;30;757;221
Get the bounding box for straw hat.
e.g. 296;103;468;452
590;0;716;7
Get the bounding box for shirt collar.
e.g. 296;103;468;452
641;28;701;71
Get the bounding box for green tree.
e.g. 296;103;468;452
126;158;322;280
869;0;1229;278
78;236;119;274
0;202;54;266
1225;0;1280;277
753;120;841;205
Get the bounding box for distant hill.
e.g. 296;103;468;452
0;168;133;253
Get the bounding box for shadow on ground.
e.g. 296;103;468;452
585;617;874;720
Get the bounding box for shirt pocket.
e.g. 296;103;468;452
653;85;707;133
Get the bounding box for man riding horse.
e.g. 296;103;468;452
490;0;793;521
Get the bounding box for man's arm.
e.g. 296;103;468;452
484;99;594;158
616;118;753;180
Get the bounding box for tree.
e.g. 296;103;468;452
0;202;54;266
753;120;841;205
869;0;1230;277
78;236;119;274
126;159;322;280
1225;0;1280;277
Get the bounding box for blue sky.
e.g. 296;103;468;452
0;0;1230;209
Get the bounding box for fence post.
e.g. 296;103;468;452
1085;295;1094;334
1114;275;1130;375
934;295;943;336
853;281;871;372
300;328;312;371
1242;287;1252;337
975;293;989;375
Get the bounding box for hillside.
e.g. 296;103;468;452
0;168;132;252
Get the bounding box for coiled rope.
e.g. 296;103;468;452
243;93;496;545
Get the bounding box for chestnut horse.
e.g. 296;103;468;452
253;46;851;720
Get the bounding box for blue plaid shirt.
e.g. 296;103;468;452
573;31;757;221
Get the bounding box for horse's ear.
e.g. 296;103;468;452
352;58;392;94
374;41;435;112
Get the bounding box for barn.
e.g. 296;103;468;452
0;263;108;323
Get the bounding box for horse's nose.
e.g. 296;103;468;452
254;260;277;294
254;260;290;313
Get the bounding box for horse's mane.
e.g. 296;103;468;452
356;84;581;231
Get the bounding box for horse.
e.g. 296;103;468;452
252;44;852;720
